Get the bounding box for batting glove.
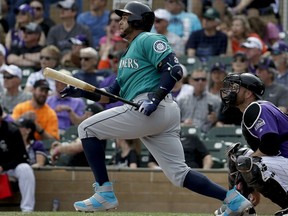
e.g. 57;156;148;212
138;93;161;116
60;85;83;98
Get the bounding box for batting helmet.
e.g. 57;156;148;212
115;1;155;32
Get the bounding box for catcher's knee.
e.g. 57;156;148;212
236;156;288;208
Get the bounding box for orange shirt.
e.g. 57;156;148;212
12;101;59;140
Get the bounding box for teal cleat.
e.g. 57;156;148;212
74;182;118;212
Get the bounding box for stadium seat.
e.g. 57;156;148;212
204;140;229;168
105;139;117;165
61;125;78;142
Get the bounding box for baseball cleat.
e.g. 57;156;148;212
275;207;288;216
214;205;257;216
74;182;118;212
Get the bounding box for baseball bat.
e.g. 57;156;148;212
43;67;139;108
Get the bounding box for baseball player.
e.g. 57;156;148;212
215;73;288;216
60;1;252;215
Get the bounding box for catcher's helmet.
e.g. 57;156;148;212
115;1;155;32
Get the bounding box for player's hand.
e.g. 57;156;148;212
60;85;83;98
138;93;160;116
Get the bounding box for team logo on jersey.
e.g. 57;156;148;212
254;118;265;131
153;40;167;53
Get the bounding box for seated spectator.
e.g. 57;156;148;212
76;0;110;49
0;104;35;212
271;41;288;86
24;45;61;93
16;117;47;168
256;57;288;113
73;47;111;87
177;69;221;133
46;0;92;56
29;0;55;37
208;62;227;97
110;139;140;168
47;69;85;135
50;103;104;167
61;34;89;68
153;8;184;57
0;64;32;114
231;51;249;73
186;7;227;58
12;79;59;140
7;22;43;70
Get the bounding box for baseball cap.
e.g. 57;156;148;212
203;7;220;21
57;0;77;10
69;34;89;46
16;117;36;131
271;41;288;55
258;57;276;70
241;37;263;50
14;4;34;16
0;64;22;79
154;9;171;22
85;103;104;115
21;22;42;34
33;79;50;90
0;43;6;56
211;62;226;72
80;47;98;59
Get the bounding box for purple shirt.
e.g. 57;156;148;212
47;96;85;130
243;101;288;157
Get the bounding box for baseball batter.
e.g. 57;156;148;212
215;73;288;216
60;1;252;215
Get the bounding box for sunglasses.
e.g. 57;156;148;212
40;56;55;61
233;58;247;63
31;6;43;11
80;57;92;61
3;75;16;79
192;77;207;82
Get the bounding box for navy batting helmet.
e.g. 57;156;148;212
115;1;155;32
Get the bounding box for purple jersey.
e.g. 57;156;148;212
243;101;288;157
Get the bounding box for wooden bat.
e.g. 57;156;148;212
43;67;139;108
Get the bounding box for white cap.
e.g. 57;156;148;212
0;44;6;56
57;0;76;10
80;47;98;59
154;9;171;22
241;37;263;50
0;64;22;79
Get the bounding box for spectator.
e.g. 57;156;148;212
186;7;227;58
231;51;249;73
0;0;9;34
271;41;288;86
241;36;263;74
164;0;202;44
76;0;110;49
50;103;104;167
256;57;288;113
46;0;92;56
0;64;32;114
12;79;60;141
153;8;184;57
61;34;89;68
178;69;221;133
110;139;140;168
7;22;43;70
24;45;61;93
0;104;35;212
16;117;47;168
29;0;55;37
98;11;120;61
73;47;111;87
0;43;8;93
47;69;85;135
208;62;227;97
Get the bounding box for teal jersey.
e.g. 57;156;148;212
117;32;173;100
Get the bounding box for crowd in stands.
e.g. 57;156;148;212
0;0;288;212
